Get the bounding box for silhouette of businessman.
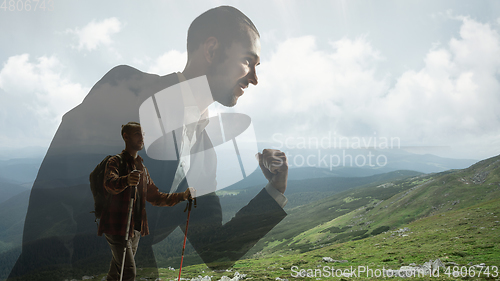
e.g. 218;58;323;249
9;6;288;281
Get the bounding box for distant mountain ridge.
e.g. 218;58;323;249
0;158;43;184
0;190;30;249
255;145;477;173
0;180;29;205
0;149;476;204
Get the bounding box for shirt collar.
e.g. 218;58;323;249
121;150;143;163
176;72;211;132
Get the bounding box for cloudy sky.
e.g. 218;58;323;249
0;0;499;160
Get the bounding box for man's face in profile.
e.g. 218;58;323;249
208;29;260;107
124;126;145;151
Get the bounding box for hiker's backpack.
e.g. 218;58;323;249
89;154;125;222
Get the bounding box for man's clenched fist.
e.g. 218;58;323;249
127;170;143;186
256;149;288;194
183;187;196;201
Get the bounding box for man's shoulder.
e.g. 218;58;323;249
107;64;144;76
82;65;180;103
105;153;131;176
98;65;178;86
106;153;122;165
108;152;131;166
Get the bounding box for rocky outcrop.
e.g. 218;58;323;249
470;171;489;184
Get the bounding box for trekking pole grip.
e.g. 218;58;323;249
183;197;197;212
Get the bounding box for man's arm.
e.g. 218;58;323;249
145;168;187;206
264;182;288;207
183;149;288;268
103;156;129;195
182;186;286;269
169;149;287;268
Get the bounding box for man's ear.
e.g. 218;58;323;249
203;36;219;64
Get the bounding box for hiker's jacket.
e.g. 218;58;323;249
97;150;186;238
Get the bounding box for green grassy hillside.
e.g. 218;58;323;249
149;197;499;281
143;154;500;280
148;170;422;268
132;155;500;280
248;154;500;258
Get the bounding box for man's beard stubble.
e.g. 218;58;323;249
207;51;238;108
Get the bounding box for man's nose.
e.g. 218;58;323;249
248;69;258;86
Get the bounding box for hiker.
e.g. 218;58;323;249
98;122;195;281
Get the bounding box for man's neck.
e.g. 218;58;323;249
124;147;139;159
177;71;214;115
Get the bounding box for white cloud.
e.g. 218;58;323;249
0;54;88;148
147;50;187;75
67;17;122;51
375;17;500;152
235;16;500;160
236;35;387;137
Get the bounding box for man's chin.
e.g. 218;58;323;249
218;100;237;107
217;95;238;107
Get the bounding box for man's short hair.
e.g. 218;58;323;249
121;122;141;138
187;6;260;56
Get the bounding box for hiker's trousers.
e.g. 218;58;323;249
104;230;141;281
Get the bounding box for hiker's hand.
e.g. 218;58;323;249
183;187;196;201
256;149;288;194
127;170;143;186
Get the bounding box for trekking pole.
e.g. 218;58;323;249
120;183;137;281
178;197;196;281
